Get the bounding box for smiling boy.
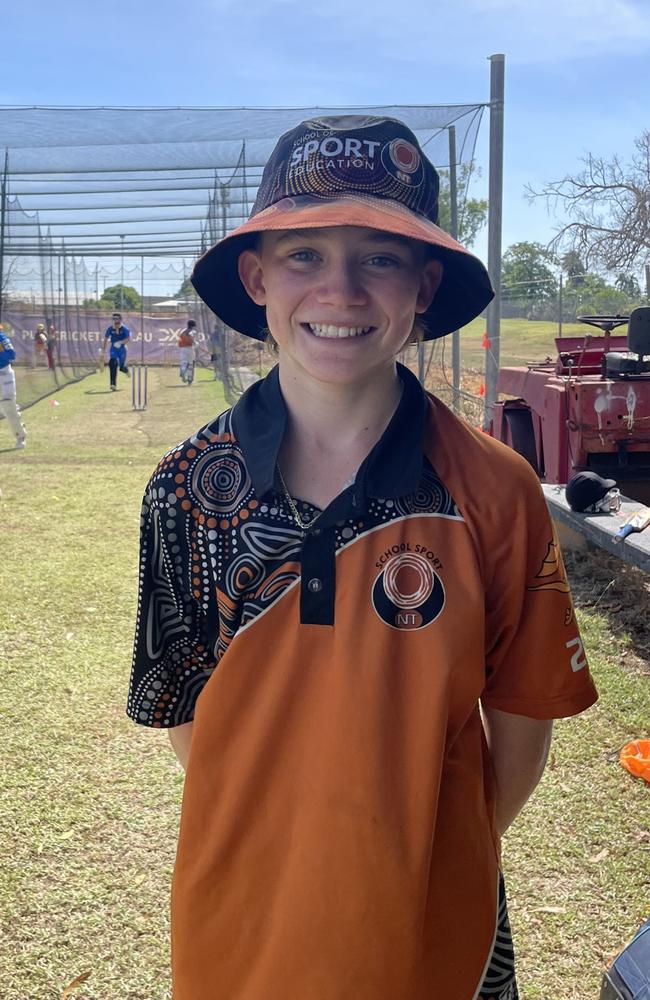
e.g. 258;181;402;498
128;116;597;1000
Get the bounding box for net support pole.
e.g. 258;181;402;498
448;126;460;413
62;240;70;373
484;53;505;429
72;252;83;364
242;140;249;217
220;184;228;239
57;252;62;336
140;254;145;365
0;149;9;323
119;235;125;310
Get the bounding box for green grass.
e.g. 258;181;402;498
455;316;590;370
1;368;649;1000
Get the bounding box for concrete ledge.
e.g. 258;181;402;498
542;484;650;575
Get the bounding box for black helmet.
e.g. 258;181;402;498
565;471;618;512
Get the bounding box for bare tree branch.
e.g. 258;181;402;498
527;131;650;271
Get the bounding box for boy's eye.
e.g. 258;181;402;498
288;249;319;262
367;254;400;267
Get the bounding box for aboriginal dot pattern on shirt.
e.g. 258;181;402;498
128;404;461;728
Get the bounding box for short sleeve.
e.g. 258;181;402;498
0;338;16;362
127;479;218;728
481;464;598;720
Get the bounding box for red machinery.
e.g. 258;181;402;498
491;308;650;503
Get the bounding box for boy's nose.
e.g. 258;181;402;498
316;262;367;306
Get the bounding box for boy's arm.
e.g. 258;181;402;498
0;339;16;364
169;721;194;771
482;706;553;837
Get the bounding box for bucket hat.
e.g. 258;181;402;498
191;115;494;341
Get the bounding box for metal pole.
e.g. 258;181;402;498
0;149;9;323
37;224;49;330
140;254;145;365
484;53;505;429
241;140;249;217
558;273;563;336
47;230;56;332
62;241;71;373
81;258;92;364
220;184;228;239
645;263;650;300
448;126;461;413
57;251;62;338
71;252;84;365
119;235;125;310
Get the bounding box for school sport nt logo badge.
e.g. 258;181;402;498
372;550;445;631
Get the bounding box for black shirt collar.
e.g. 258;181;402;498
231;362;426;502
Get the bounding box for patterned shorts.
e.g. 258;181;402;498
477;873;519;1000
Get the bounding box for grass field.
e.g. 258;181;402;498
1;366;649;1000
446;316;592;371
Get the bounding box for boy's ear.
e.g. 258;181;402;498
415;259;443;314
238;250;267;306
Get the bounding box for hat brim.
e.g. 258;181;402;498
191;195;494;341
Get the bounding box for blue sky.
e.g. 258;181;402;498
2;0;649;281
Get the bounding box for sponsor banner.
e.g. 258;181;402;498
3;310;211;365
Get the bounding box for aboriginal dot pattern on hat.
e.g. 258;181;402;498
252;116;440;224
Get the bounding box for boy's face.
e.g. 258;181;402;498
238;226;442;387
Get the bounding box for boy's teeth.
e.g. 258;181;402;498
309;323;371;338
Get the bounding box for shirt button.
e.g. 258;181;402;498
307;577;322;593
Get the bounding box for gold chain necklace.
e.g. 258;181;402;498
276;463;323;533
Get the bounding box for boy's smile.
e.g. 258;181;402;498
305;323;373;339
238;226;442;386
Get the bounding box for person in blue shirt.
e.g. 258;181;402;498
0;325;27;448
102;312;131;391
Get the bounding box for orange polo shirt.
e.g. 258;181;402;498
129;364;597;999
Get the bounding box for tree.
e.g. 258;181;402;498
561;251;587;286
437;163;488;247
501;241;558;317
99;284;141;311
529;131;650;271
173;276;198;300
614;273;641;298
561;271;639;321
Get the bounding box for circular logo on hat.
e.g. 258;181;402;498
388;139;420;174
372;552;445;630
380;138;424;190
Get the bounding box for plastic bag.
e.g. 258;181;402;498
619;739;650;783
